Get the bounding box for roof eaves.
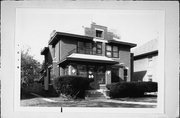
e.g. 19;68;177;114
134;50;158;60
41;47;49;55
108;40;137;48
48;31;93;46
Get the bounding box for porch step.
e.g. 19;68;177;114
85;90;109;100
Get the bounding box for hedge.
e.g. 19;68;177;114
53;75;93;99
106;81;157;98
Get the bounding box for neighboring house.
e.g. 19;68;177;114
132;39;158;82
40;23;136;91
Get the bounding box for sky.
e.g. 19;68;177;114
16;9;164;64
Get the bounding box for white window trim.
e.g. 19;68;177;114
93;38;108;43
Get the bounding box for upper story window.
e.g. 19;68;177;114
112;46;119;58
106;45;112;57
96;42;102;54
106;44;119;58
77;41;92;54
95;29;104;39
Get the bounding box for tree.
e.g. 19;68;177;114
21;48;41;85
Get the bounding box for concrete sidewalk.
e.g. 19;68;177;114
93;99;157;106
31;92;156;106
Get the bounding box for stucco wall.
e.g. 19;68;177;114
133;55;158;82
60;37;77;61
117;46;131;81
133;58;148;81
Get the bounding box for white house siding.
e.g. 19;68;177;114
133;55;158;82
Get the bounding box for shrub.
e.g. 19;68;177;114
53;75;93;99
106;81;157;98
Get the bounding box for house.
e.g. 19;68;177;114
40;23;136;91
132;39;158;82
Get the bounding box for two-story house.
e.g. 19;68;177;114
40;23;136;91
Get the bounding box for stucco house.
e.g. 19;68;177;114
132;39;158;82
40;23;136;91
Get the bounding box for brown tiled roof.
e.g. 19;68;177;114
132;39;158;56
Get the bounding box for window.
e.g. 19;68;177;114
77;65;87;77
96;42;102;54
77;41;84;53
106;45;119;58
96;30;103;38
85;43;92;54
92;43;97;55
77;41;92;54
106;45;112;57
112;46;119;58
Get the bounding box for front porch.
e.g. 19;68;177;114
59;62;114;90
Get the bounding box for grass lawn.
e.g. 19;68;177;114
21;93;157;108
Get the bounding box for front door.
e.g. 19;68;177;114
88;65;105;89
88;65;99;89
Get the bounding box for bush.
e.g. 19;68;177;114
53;75;93;99
106;81;157;98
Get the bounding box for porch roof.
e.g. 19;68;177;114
108;39;137;48
58;53;119;66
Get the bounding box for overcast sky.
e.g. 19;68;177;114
16;9;164;63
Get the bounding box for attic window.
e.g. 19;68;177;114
96;29;104;38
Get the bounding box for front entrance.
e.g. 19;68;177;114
70;64;106;89
87;65;106;89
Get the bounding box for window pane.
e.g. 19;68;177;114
106;45;112;51
106;51;112;57
113;46;118;51
96;30;103;38
97;42;102;48
77;41;84;53
85;43;92;49
113;52;118;58
78;41;84;47
97;49;102;54
93;46;96;54
96;42;102;54
77;65;87;77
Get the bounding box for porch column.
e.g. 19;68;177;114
68;65;72;75
105;66;111;85
68;65;77;75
